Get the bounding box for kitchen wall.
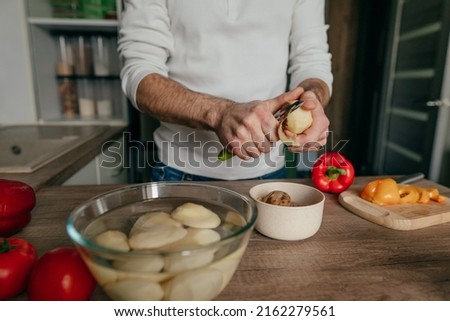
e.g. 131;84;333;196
0;0;36;124
326;0;359;147
327;0;393;176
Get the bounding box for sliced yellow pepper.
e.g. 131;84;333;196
361;178;447;205
397;185;420;204
360;178;400;205
425;188;447;203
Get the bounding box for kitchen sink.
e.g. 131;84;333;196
0;125;108;173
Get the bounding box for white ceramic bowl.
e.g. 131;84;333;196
249;182;325;241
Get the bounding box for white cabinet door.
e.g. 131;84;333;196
64;137;128;185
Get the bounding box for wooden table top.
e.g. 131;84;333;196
11;177;450;301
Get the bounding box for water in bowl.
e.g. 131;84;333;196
79;198;250;301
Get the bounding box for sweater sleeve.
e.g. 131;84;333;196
118;0;174;109
288;0;333;95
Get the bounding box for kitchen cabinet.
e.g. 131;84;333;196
63;135;128;185
23;0;128;125
18;0;136;184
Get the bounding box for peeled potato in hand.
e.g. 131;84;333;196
278;106;313;146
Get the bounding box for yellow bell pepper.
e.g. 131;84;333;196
360;178;400;205
361;178;447;205
397;185;420;204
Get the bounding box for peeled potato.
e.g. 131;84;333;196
278;107;313;146
130;211;181;236
103;279;164;301
160;228;221;250
113;255;165;273
83;257;118;286
209;242;247;292
171;202;221;228
129;224;188;250
95;230;130;251
163;268;223;301
164;250;216;273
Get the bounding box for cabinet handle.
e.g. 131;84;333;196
426;98;450;107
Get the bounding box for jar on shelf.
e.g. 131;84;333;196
96;78;113;117
91;35;111;76
58;77;78;118
55;35;74;76
77;79;96;118
74;35;93;76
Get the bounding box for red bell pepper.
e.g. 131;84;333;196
0;179;36;236
0;237;37;300
311;152;355;194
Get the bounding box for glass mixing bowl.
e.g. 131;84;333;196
66;182;257;300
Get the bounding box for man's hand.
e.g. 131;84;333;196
215;87;304;160
281;78;331;152
286;90;330;152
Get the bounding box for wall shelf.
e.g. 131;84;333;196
28;17;118;33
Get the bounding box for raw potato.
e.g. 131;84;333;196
210;243;247;292
129;224;188;250
278;107;313;146
223;210;246;227
116;270;175;284
164;250;216;272
95;230;130;251
130;211;181;236
103;279;164;301
83;257;118;286
164;268;223;300
161;228;221;250
171;202;221;228
113;255;165;273
84;219;108;238
220;211;247;234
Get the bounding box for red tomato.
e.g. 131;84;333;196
27;247;96;301
0;237;37;300
0;179;36;236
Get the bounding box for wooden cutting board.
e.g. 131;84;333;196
338;180;450;230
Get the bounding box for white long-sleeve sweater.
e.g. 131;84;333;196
118;0;333;180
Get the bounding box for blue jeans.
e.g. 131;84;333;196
151;159;287;181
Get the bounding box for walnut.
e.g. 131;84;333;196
260;191;292;206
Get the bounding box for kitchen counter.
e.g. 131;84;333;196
0;125;126;191
11;176;450;300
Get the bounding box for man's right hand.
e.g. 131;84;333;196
214;87;304;160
